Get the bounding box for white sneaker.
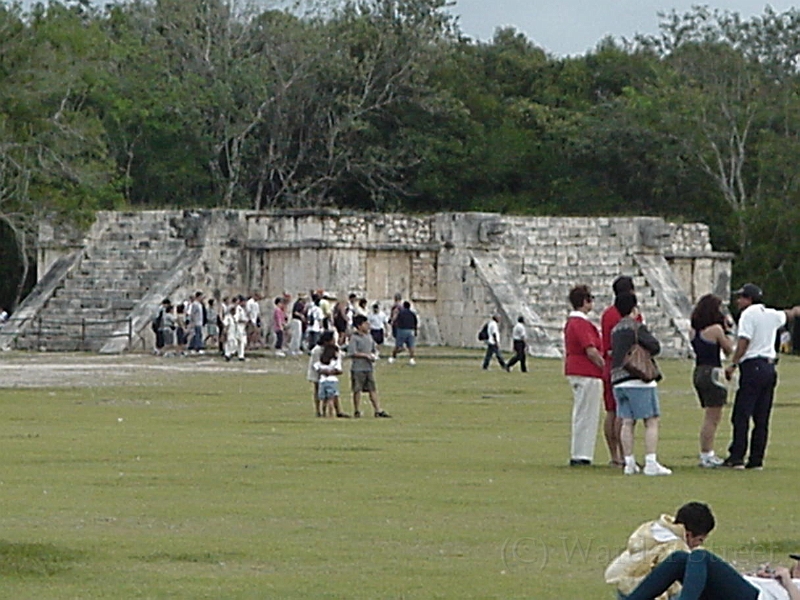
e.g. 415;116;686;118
388;357;395;364
276;351;286;357
644;462;672;476
699;455;724;468
409;358;416;365
623;463;640;475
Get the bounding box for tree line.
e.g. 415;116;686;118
2;0;800;310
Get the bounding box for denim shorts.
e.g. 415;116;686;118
318;380;339;400
394;328;416;349
614;386;660;420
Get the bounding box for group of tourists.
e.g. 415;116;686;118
152;288;421;363
151;292;215;357
304;316;392;420
479;314;529;372
299;291;426;419
288;290;417;363
563;275;800;476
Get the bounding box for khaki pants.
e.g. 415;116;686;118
567;376;602;462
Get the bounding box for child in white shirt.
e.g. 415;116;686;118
314;344;342;418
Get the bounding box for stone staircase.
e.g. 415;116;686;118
470;216;695;357
469;249;561;357
13;213;191;352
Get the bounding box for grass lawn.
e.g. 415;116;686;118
1;349;799;599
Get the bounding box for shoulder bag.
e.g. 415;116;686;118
622;324;662;383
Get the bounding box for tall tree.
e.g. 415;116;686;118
0;1;120;308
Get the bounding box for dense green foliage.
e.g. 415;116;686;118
3;0;800;307
0;349;799;597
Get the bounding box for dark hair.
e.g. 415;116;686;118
675;502;716;537
691;294;725;331
614;292;638;317
318;331;335;346
352;314;368;329
320;344;338;365
517;316;524;323
208;299;215;307
568;285;593;310
403;301;411;309
359;298;367;307
612;276;635;297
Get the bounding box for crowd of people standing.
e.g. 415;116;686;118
151;289;417;364
562;275;800;476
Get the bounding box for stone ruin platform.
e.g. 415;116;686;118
1;210;733;357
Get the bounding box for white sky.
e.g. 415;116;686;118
13;0;797;57
448;1;797;56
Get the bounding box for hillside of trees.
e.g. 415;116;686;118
2;0;800;311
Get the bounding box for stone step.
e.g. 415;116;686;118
53;289;143;304
16;336;108;352
44;306;137;320
83;254;178;269
62;277;158;291
81;255;177;266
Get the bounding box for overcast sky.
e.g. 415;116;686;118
448;1;796;56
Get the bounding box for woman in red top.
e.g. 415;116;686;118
600;276;637;467
564;285;605;466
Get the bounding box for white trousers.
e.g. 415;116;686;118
289;319;303;354
225;327;247;359
568;376;603;461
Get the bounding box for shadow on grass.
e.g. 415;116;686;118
312;446;381;452
0;540;84;577
132;551;244;564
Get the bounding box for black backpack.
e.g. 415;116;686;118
477;322;489;341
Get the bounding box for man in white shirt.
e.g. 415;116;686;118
223;295;249;361
481;314;507;371
505;316;527;373
306;294;324;351
722;283;800;469
245;293;262;349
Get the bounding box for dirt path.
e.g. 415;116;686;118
0;352;298;388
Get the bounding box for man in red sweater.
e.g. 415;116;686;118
564;285;605;466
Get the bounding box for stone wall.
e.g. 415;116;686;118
19;209;733;356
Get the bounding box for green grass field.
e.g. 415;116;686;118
1;349;799;599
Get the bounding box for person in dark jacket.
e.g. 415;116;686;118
389;301;418;365
610;293;670;476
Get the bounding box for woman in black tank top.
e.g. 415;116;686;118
690;295;735;468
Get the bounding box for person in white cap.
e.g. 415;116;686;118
722;283;800;469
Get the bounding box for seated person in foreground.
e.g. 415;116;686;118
605;502;716;600
622;549;800;600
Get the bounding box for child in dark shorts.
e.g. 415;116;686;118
348;315;391;418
